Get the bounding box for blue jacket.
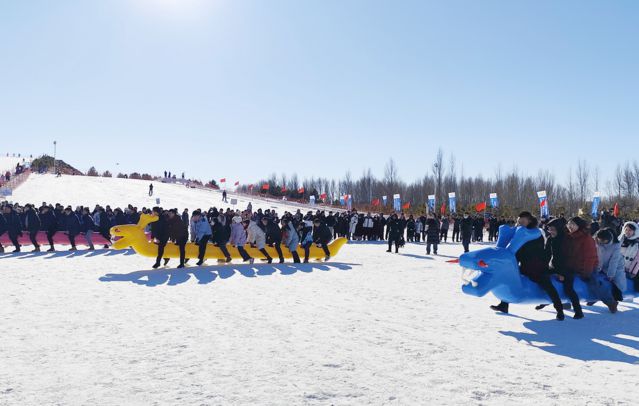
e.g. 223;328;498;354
192;217;212;242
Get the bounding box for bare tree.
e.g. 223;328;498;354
575;159;590;207
431;148;444;209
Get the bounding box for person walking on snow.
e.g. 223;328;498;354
148;183;154;196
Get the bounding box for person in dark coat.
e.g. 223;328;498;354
460;214;474;253
490;212;565;320
2;205;22;252
425;216;440;255
439;216;450;243
211;216;232;262
64;207;81;251
181;209;189;226
24;204;41;252
452;216;461;242
167;208;189;268
264;216;284;263
0;209;7;253
39;205;58;252
386;214;402;253
148;183;154;196
151;207;170;268
80;207;96;250
313;218;332;261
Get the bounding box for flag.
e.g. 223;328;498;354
234;181;239;186
393;194;401;211
372;198;380;206
427;194;435;212
475;202;487;212
537;190;549;218
489;193;499;208
440;203;446;215
613;203;619;217
220;178;226;183
248;184;254;190
448;192;457;214
402;202;411;210
346;194;352;210
261;183;269;190
298;187;305;194
591;192;601;219
281;186;287;193
320;192;327;200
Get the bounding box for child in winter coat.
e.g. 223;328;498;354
620;221;639;292
594;229;627;301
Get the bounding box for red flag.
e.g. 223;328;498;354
372;198;380;206
320;193;327;200
440;203;446;215
281;186;287;193
248;184;254;190
613;203;619;217
234;181;239;186
402;202;411;209
261;183;270;190
475;202;486;212
220;178;226;183
540;199;546;207
298;187;305;194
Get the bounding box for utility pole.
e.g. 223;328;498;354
53;140;57;175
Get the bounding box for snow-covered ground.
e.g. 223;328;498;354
0;156;28;175
2;174;639;405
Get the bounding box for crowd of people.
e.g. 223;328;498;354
488;211;639;321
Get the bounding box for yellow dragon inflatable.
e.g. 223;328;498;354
110;213;347;261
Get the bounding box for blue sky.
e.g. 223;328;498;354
1;0;637;185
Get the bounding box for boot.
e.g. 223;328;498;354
0;246;4;253
47;247;55;252
196;259;204;266
606;300;618;314
152;262;161;269
33;247;41;252
324;256;330;262
163;258;170;266
69;247;77;251
88;245;95;251
490;302;509;314
177;263;185;269
573;310;584;320
225;257;232;263
556;312;565;321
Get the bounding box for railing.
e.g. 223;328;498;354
0;169;31;197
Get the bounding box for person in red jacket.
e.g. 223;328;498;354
565;216;617;313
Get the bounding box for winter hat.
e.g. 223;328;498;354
621;222;639;240
232;215;242;224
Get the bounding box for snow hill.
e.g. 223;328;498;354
9;173;323;215
1;174;639;405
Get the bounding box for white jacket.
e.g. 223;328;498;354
247;221;267;249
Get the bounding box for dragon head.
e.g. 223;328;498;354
110;213;158;250
459;225;542;302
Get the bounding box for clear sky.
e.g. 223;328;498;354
1;0;637;185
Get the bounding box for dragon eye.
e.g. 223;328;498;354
478;260;488;268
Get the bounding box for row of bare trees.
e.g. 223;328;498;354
245;149;639;219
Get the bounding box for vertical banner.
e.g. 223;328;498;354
448;192;457;214
591;192;601;219
339;195;345;206
427;194;436;212
310;195;316;206
382;195;388;206
393;194;401;211
489;193;499;208
537;190;549;219
346;194;352;210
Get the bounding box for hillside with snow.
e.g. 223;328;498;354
1;174;638;405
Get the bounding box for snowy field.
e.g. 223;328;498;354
2;175;639;405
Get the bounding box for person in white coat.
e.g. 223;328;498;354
595;228;627;301
349;213;358;240
247;220;272;263
620;221;639;292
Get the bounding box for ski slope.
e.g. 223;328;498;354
9;173;318;215
1;174;638;405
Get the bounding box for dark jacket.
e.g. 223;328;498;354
167;215;188;243
24;209;41;233
265;220;282;244
460;217;473;238
387;217;402;240
65;212;81;236
151;215;169;243
516;236;549;282
81;213;96;233
425;218;440;243
40;210;58;232
313;223;332;244
3;210;23;236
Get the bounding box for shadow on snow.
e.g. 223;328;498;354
500;303;639;364
99;262;360;287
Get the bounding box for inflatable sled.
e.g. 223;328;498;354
458;225;638;304
0;231;111;247
110;213;348;261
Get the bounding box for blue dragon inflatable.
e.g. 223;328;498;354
459;225;637;304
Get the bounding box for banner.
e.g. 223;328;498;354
309;196;316;205
393;194;401;211
346;194;352;210
234;181;240;186
537;190;549;219
320;192;327;200
448;192;456;214
489;193;499;208
261;183;270;191
591;192;601;219
382;195;388;206
339;195;345;206
427;194;435;212
372;198;380;206
440;203;446;215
